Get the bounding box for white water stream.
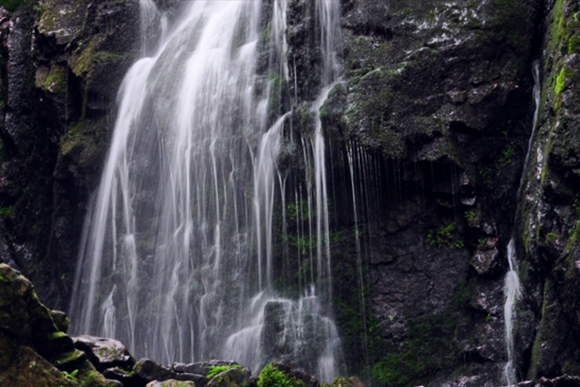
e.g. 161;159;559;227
504;61;541;386
70;0;342;379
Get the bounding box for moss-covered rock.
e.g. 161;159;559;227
0;0;141;311
0;264;119;387
315;0;543;384
514;0;580;381
0;346;78;387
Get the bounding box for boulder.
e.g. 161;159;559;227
146;381;195;387
0;264;119;387
135;358;207;385
74;335;136;371
171;360;239;378
206;367;253;387
270;363;319;387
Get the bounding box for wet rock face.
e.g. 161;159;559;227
514;0;580;381
0;0;576;386
318;0;544;383
0;0;139;310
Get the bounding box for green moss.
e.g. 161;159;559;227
71;36;129;77
59;118;106;164
488;0;531;55
257;364;305;387
562;359;580;375
529;280;551;379
555;67;566;95
207;364;242;379
0;205;15;219
370;282;470;386
0;0;27;12
36;65;67;94
464;210;476;222
427;222;463;249
61;369;78;381
53;349;84;370
370;311;462;386
497;144;515;168
321;376;359;387
75;360;115;387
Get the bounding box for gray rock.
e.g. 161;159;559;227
146;380;195;387
171;360;239;377
74;335;136;371
206;367;253;387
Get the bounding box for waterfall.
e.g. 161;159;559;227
504;61;541;386
70;0;342;380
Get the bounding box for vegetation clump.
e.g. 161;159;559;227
257;364;305;387
207;364;242;379
0;0;27;12
427;222;463;249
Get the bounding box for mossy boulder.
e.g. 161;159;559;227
514;0;580;381
206;367;254;387
0;264;118;387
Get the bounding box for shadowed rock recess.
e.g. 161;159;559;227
0;0;578;386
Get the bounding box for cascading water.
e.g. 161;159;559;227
70;0;342;380
504;61;541;386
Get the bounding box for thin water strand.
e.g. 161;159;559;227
503;60;541;386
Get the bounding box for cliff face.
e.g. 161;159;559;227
515;0;580;380
0;0;577;386
322;0;544;384
0;0;140;310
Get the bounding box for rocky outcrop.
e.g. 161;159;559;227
0;0;140;310
0;263;121;386
0;0;578;387
301;0;543;384
0;262;313;387
515;0;580;381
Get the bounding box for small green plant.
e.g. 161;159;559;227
428;222;461;249
497;144;515;168
464;210;476;222
207;364;241;379
257;363;305;387
321;376;351;387
0;205;15;219
0;0;28;12
61;369;78;381
546;232;558;243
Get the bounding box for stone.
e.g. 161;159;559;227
548;375;580;387
50;310;70;333
146;380;195;387
0;264;115;387
271;363;319;387
206;367;253;387
135;358;207;385
0;346;77;387
171;360;239;377
74;335;136;371
261;301;295;363
102;367;137;386
135;358;175;383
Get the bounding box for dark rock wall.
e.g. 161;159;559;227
319;0;544;384
0;0;139;310
516;0;580;380
0;0;578;386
